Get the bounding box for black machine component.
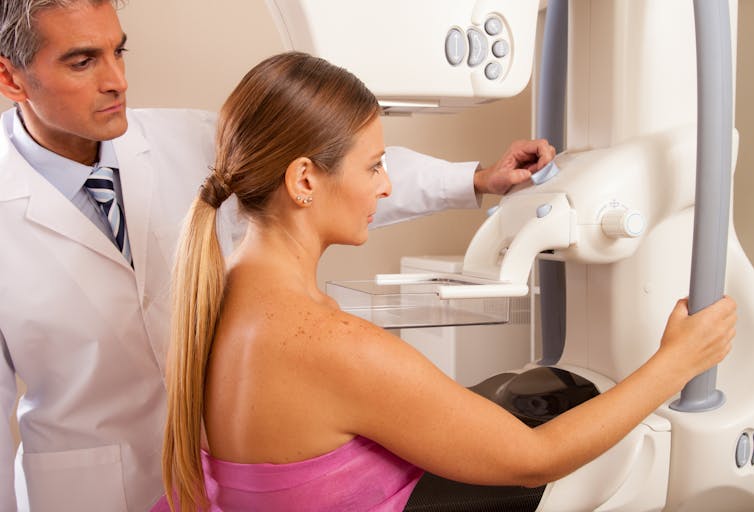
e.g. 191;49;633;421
405;367;600;511
497;366;600;427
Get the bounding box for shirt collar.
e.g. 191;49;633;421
11;108;119;200
96;136;118;171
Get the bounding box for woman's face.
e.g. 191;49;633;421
318;115;391;246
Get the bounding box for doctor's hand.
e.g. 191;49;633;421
473;138;556;195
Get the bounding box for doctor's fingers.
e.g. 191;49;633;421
508;139;555;171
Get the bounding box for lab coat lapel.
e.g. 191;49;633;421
26;175;129;268
0;145;129;269
113;121;153;301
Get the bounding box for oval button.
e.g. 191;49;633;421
445;28;466;66
736;433;750;468
467;28;487;67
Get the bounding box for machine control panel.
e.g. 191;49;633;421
444;13;512;82
267;0;539;110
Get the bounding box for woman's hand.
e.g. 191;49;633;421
655;296;736;389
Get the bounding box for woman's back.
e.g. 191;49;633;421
204;252;363;465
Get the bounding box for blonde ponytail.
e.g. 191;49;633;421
162;192;226;511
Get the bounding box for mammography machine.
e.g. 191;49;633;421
268;0;754;509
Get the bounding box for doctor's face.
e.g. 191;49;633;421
320;116;392;246
7;2;128;163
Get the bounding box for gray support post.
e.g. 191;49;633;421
535;0;568;365
536;0;568;151
670;0;733;412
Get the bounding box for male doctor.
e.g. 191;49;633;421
0;0;554;510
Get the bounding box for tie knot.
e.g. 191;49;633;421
85;167;117;204
91;166;116;179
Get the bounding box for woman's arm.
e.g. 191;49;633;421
319;297;735;487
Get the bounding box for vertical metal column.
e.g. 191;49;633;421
535;0;568;365
670;0;733;412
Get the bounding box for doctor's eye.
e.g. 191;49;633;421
71;57;94;70
115;47;129;58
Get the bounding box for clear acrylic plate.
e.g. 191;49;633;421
326;279;509;330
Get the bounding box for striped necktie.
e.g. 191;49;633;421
85;166;132;266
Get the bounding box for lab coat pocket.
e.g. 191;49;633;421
22;444;128;512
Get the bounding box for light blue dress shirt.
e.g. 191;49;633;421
9;109;130;247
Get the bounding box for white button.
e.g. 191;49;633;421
445;28;466;66
485;17;503;36
736;433;750;468
536;204;553;218
485;62;502;80
601;208;645;238
492;39;510;58
467;28;487;67
625;212;646;236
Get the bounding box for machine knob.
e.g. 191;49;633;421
600;209;645;238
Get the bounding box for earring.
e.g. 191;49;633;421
296;195;302;201
304;196;313;204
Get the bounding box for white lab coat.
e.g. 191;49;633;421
0;107;479;512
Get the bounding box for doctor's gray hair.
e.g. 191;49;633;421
0;0;124;68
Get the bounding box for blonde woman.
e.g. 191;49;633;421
156;52;736;511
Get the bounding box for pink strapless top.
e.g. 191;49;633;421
151;436;423;511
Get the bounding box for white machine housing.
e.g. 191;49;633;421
266;0;540;113
466;2;754;510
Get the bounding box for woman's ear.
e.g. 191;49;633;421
283;157;315;207
0;57;29;102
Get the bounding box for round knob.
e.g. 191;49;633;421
600;209;645;238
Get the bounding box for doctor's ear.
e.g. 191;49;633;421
284;157;316;207
0;57;28;102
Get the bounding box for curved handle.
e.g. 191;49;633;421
670;0;733;412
